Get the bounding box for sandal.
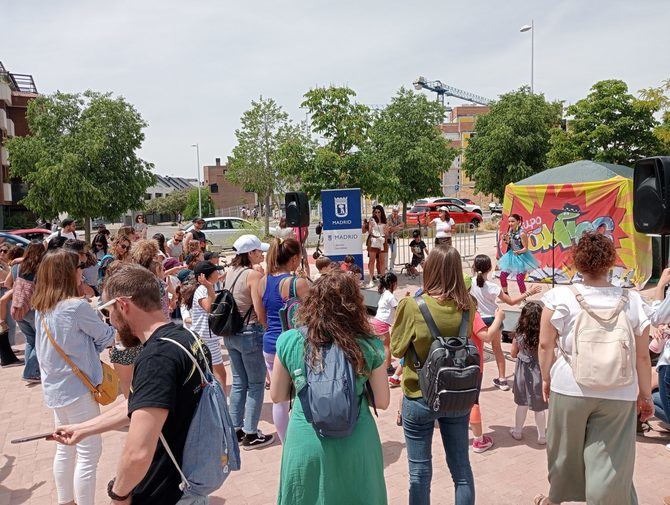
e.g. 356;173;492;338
532;494;549;505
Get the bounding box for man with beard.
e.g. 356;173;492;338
52;263;212;505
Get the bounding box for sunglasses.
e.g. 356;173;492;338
118;244;129;251
96;296;133;318
0;249;7;254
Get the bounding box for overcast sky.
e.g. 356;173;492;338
4;0;669;179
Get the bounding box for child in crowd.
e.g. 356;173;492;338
370;272;398;375
407;229;427;277
470;254;541;391
509;301;548;444
315;256;332;274
340;255;356;272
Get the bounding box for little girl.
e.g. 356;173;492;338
471;254;541;391
509;301;548;444
370;272;398;375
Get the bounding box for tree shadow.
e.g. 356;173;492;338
0;455;46;504
382;440;405;468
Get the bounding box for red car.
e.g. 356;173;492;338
406;202;482;227
3;228;52;241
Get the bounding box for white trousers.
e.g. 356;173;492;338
52;394;102;505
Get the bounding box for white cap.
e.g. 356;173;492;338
233;234;270;254
438;206;449;211
392;205;400;211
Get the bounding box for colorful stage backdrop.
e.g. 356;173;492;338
500;176;652;287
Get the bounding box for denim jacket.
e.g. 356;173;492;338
36;298;116;409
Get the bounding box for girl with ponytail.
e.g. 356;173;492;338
470;254;541;391
370;272;398;375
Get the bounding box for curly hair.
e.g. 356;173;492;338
130;239;159;269
297;270;373;376
515;301;543;351
572;231;616;277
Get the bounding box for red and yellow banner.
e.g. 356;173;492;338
500;176;652;287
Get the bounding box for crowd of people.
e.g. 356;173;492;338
0;212;667;505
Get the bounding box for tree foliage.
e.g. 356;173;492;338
5;91;155;240
462;87;562;200
281;86;373;199
639;78;670;151
183;187;214;221
365;88;457;212
227;97;301;234
145;189;189;218
547;79;663;167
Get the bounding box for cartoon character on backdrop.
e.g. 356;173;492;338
498;213;539;294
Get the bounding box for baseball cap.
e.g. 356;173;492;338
61;218;75;227
233;234;270;254
176;269;194;283
438;206;449;211
412;229;421;237
163;257;181;270
204;251;220;261
194;260;224;278
193;217;205;223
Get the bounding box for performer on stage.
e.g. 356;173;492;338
498;213;538;294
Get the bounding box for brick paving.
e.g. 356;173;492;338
0;230;668;504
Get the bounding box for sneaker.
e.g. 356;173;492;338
472;435;494;453
1;359;24;368
236;429;244;444
21;377;41;384
366;280;376;289
537;436;546;445
386;365;396;376
509;428;523;440
242;430;275;450
388;376;401;388
493;378;510;391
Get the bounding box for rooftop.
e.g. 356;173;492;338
0;61;38;94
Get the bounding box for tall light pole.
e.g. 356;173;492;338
191;143;202;218
520;20;534;93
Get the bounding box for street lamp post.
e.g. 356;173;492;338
520;20;534;93
191;143;202;218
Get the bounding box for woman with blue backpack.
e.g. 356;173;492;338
270;269;390;505
258;237;310;443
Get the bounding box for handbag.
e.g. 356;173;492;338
11;276;35;322
41;319;119;405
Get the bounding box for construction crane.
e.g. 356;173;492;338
413;76;491;109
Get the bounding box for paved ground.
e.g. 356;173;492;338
0;226;668;504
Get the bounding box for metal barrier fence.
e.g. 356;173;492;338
390;223;478;270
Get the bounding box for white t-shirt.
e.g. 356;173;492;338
46;230;76;242
180;304;192;329
645;298;670;368
432;217;455;238
542;284;650;401
375;290;398;325
167;239;183;259
470;278;501;318
190;285;210;339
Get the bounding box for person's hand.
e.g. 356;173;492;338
197;273;214;288
637;395;654;422
52;424;89;445
528;285;542;296
542;380;551;402
254;264;265;275
494;307;506;321
660;268;670;288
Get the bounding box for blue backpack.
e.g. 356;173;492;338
159;330;240;497
279;277;302;332
97;253;115;291
295;330;377;438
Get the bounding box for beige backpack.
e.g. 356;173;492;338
558;287;635;390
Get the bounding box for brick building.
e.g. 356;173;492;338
439;105;492;204
203;158;257;212
0;61;39;228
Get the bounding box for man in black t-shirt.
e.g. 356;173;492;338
184;217;207;253
52;264;212;505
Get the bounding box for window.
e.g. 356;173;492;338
155;193;163;198
144;193;151;200
230;219;245;229
205;220;221;230
210;183;219;193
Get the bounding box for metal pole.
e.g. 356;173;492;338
531;19;535;94
193;143;202;217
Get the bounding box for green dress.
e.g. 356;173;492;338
276;329;388;505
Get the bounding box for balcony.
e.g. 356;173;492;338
0;83;11;106
2;183;11;203
0;109;6;132
0;147;8;167
6;119;14;137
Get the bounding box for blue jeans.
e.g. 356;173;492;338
657;365;670;425
18;311;39;380
223;324;266;435
176;494;208;504
402;396;475;505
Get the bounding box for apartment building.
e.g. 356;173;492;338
203;158;257;212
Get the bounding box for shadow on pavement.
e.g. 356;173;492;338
0;455;46;504
382;440;405;468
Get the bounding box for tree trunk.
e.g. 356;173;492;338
264;193;271;237
84;216;91;244
402;202;408;226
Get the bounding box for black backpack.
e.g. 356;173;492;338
208;268;252;337
409;295;481;414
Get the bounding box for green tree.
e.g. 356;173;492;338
365;88;457;217
144;189;189;220
227;97;302;235
183;187;213;221
462;87;562;200
639;78;670;151
282;86;373;199
547;79;663;167
5;91;155;241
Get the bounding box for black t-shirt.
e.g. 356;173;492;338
128;323;212;505
191;229;206;246
410;239;427;258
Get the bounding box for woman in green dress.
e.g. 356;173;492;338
270;269;391;505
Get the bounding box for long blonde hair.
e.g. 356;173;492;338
32;249;81;312
422;245;472;311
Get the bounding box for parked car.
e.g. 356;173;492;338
406;202;483;227
415;197;482;215
4;228;52;242
184;217;254;250
0;232;31;248
489;202;503;214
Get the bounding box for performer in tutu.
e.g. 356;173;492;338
498;213;538;295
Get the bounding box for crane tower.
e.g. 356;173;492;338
413;76;491;109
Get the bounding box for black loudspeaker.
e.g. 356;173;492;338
285;192;310;227
633;156;670;234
